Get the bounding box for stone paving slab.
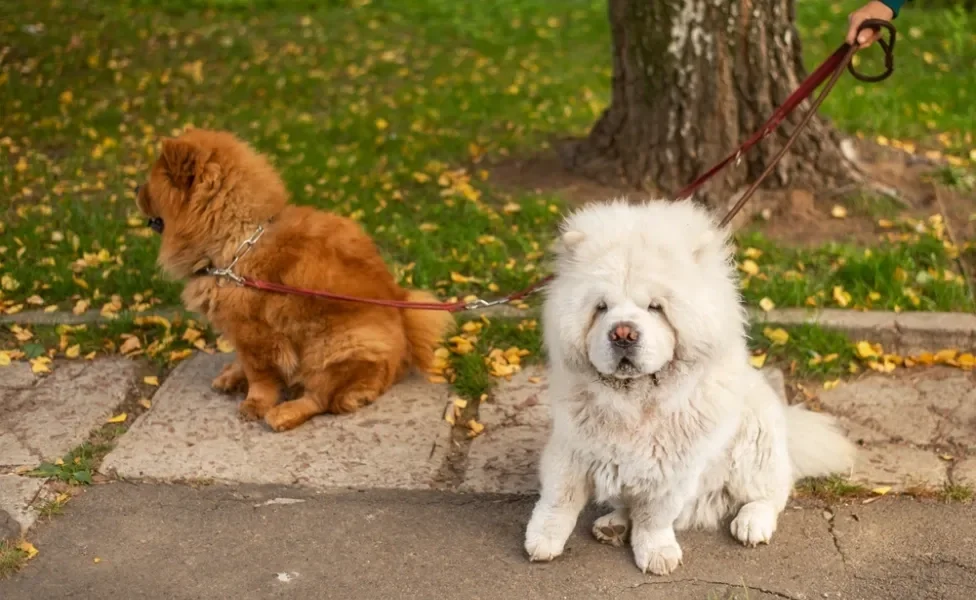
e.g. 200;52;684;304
0;359;140;467
101;353;455;490
461;367;549;494
819;367;975;490
462;367;790;494
954;458;976;487
0;474;44;540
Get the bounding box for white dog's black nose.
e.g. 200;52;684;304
609;322;640;348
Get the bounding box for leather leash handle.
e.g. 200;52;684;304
848;18;897;83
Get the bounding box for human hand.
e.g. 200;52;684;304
847;1;894;48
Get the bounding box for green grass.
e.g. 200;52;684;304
795;475;871;501
1;0;973;318
940;482;975;503
1;310;220;367
748;323;859;380
448;315;542;402
0;541;31;579
1;0;604;314
29;442;112;486
737;227;974;313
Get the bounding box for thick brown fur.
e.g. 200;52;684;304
137;129;454;431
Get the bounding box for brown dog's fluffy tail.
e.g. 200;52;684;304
401;290;455;372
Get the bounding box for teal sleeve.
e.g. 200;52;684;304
880;0;906;17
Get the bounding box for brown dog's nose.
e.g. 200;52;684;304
609;322;639;347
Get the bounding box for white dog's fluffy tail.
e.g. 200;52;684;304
786;405;856;480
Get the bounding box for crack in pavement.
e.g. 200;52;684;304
625;577;801;600
824;508;850;569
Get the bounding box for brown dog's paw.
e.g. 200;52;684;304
264;398;320;432
212;362;246;394
238;393;275;421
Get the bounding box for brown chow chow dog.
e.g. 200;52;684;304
136;129;453;432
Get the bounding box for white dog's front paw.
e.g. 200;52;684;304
730;501;778;547
524;531;567;562
592;509;629;547
632;529;683;575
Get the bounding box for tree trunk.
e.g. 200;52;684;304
566;0;858;210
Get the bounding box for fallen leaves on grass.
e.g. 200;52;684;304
17;541;38;561
763;327;790;345
466;419;485;438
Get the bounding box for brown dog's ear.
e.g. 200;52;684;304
160;138;200;190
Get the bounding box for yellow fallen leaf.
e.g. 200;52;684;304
17;541;38;560
528;376;542;384
823;379;841;390
427;375;448;384
939;453;955;461
138;398;152;410
758;297;775;312
450;272;471;284
64;344;81;359
461;321;483;334
748;353;767;368
832;286;851;308
30;357;52;374
143;376;160;386
168;349;193;362
442;402;456;425
93;557;101;564
118;336;142;355
739;259;760;276
466;419;485;438
216;337;234;353
134;315;172;330
0;351;11;367
871;486;892;496
763;327;790;345
855;341;879;359
182;328;202;343
830;205;848;219
934;349;958;363
106;413;127;424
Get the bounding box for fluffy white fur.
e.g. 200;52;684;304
524;199;855;575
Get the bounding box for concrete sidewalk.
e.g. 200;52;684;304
3;483;975;600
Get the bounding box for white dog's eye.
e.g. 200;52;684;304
596;301;608;313
647;301;663;312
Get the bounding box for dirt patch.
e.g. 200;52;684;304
488;147;642;207
488;141;975;249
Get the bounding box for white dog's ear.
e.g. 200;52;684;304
552;230;585;254
692;229;727;263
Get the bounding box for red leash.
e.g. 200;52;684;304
220;22;896;313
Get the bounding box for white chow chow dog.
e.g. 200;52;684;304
524;199;855;575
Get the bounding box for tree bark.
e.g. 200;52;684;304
567;0;858;210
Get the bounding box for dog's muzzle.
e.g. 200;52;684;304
148;217;164;234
